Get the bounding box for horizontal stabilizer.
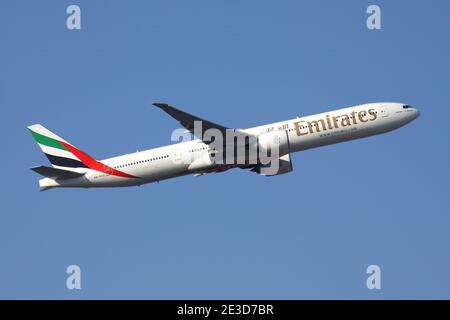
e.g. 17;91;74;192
31;166;85;180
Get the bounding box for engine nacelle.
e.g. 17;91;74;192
251;153;293;176
188;154;213;172
257;130;290;160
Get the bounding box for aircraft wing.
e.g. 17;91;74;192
153;103;255;145
31;166;86;180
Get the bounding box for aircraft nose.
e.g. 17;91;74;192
402;104;420;121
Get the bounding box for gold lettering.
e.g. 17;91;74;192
340;114;351;127
368;108;377;121
358;110;368;123
293;121;308;136
332;116;340;128
325;115;333;130
308;119;327;134
350;111;358;125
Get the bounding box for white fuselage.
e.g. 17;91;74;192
39;102;420;188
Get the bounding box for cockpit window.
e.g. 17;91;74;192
403;105;411;109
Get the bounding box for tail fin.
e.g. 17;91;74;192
28;124;91;168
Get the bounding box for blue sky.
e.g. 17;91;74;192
0;0;449;299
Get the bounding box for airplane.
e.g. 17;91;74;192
28;102;420;190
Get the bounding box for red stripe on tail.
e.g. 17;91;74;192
59;141;139;179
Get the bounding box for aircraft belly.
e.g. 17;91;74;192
137;160;188;183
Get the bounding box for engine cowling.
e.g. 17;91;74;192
188;153;213;172
257;130;290;159
251;153;293;176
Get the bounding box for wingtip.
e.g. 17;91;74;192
152;103;168;108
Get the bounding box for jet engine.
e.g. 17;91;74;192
250;153;293;176
256;130;290;163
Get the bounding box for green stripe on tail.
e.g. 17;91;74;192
28;129;68;151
